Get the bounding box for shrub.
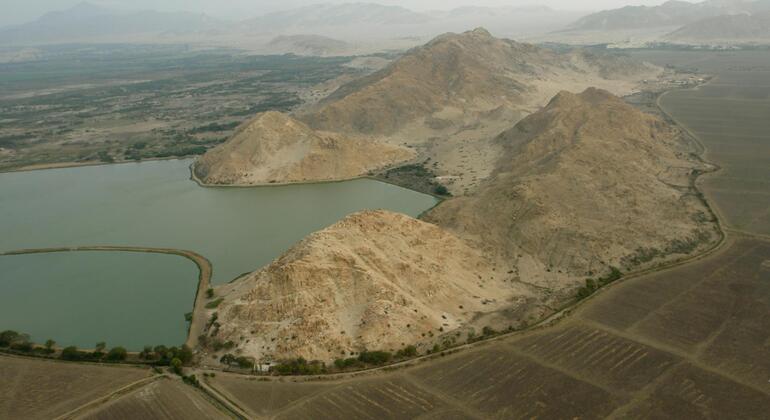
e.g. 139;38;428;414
271;358;326;375
106;347;127;361
170;358;183;375
333;357;361;370
205;298;224;309
0;330;21;347
61;346;86;361
358;350;392;365
433;185;450;196
10;341;33;352
482;326;497;337
206;288;215;299
395;345;418;359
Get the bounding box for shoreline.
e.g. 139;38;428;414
188;159;449;200
0;156;195;175
0;245;212;351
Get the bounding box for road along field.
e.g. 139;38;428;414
74;377;225;420
204;236;770;419
0;355;152;419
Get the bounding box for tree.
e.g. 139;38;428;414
44;339;56;354
433;185;450;196
94;341;106;357
61;346;82;361
0;330;20;347
170;357;183;375
106;347;127;361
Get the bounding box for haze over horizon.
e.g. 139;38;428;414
0;0;675;27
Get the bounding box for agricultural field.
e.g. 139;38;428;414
632;49;770;235
76;378;225;419
0;44;365;171
0;355;150;419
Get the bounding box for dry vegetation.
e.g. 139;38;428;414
0;355;150;419
75;378;224;420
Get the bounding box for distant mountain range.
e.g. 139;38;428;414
0;2;585;48
0;2;222;44
569;0;770;31
666;10;770;42
4;1;770;49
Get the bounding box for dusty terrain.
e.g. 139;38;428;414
427;88;719;288
199;29;661;190
0;355;150;419
295;28;660;192
207;210;525;363
193;112;412;185
200;30;721;363
206;87;718;363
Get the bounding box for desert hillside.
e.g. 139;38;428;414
193;111;412;185
296;28;660;192
206;210;526;363
666;11;770;43
427;88;719;288
195;29;659;189
301;28;657;136
202;89;719;364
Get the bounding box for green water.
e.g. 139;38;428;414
0;251;198;350
0;158;439;348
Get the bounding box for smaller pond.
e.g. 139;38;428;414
0;251;198;350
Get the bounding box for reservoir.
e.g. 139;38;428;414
0;158;439;348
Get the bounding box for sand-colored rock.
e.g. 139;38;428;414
208;210;522;363
193;111;412;185
427;88;719;288
297;28;660;193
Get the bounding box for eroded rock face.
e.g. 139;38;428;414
193;111;412;185
427;88;719;287
207;210;523;363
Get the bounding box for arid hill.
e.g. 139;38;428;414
203;89;719;363
427;88;719;289
193;111;412;185
300;28;657;137
666;11;770;43
294;28;659;192
207;210;525;363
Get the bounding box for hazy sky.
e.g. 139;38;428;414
0;0;673;27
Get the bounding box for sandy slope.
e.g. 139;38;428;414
427;88;719;288
193;111;412;185
208;210;525;362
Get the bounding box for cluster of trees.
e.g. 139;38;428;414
0;330;35;353
220;353;254;369
60;342;127;362
332;346;419;371
271;358;327;375
576;266;622;300
188;121;239;134
137;344;193;367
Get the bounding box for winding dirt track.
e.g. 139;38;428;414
0;245;211;349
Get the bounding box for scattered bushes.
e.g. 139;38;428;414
395;345;418;359
220;353;254;369
576;266;622;300
271;358;327;375
357;350;392;365
106;346;127;361
205;298;224;309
